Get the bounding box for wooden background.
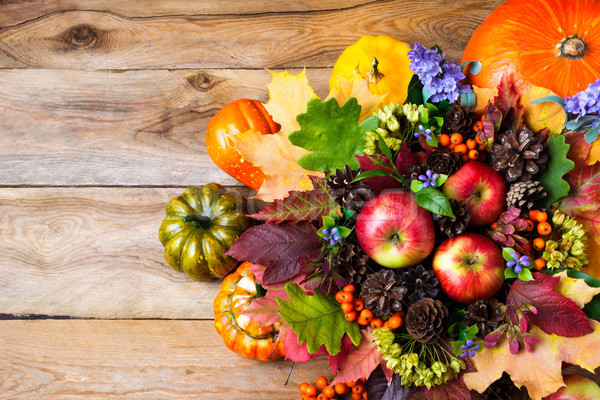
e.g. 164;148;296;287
1;1;596;399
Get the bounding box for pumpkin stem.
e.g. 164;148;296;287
182;215;211;228
367;56;384;84
559;35;586;59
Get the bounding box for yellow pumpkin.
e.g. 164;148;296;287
329;35;413;105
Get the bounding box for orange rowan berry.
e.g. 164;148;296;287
358;309;374;325
455;143;468;155
468;149;479;160
478;143;486;151
316;376;328;389
466;138;477;150
450;133;463;144
351;394;362;400
363;392;368;399
305;385;318;397
491;222;498;229
536;211;548;222
346;380;357;388
341;302;355;313
317;393;327;400
449;142;457;150
345;311;358;322
334;383;348;395
533;237;546;251
387;315;403;330
323;387;336;398
353;384;365;395
439;134;451;147
475;135;483;144
534;258;547;271
525;219;534;232
343;284;356;292
473;121;483;131
353;298;365;312
537;221;552;235
370;317;384;329
529;209;540;221
336;291;354;304
300;382;309;394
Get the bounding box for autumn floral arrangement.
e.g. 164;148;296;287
158;2;600;400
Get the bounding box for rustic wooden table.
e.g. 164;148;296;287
1;1;596;399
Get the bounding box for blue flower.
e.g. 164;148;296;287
418;169;439;188
506;252;530;274
565;78;600;118
460;339;480;358
408;43;472;103
415;124;433;141
321;227;341;247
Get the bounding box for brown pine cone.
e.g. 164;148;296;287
405;298;448;344
332;233;371;286
506;180;547;212
463;300;505;337
406;163;430;183
327;165;375;212
435;199;470;237
442;103;475;136
491;128;547;182
400;265;440;305
360;269;406;317
427;150;463;176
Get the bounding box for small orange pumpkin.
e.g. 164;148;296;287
462;0;600;98
206;99;280;191
213;261;285;361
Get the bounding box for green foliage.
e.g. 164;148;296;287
539;134;575;208
288;97;378;172
277;283;362;355
415;187;454;217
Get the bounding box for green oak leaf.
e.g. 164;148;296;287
277;283;362;355
539;134;575;208
288;97;378;172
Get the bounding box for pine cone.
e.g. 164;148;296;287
435;199;471;237
327;166;375;212
427;150;463;176
491;128;547;182
332;233;371;286
483;373;528;400
400;265;440;305
406;163;430;183
506;180;547;212
405;298;448;344
360;270;406;317
442;103;475;136
463;300;505;337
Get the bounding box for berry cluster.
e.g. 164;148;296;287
437;116;487;162
335;285;403;330
299;376;367;400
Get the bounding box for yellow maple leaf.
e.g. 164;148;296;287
472;85;497;116
554;270;600;308
264;69;318;134
587;140;600;165
520;84;567;135
230;129;322;202
327;68;387;123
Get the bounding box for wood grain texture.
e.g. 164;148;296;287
0;187;267;319
0;319;331;399
0;68;329;186
0;1;505;69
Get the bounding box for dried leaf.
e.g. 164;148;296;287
327;72;387;123
249;176;340;223
464;320;600;400
230;129;321;202
494;73;524;131
565;131;592;170
520;85;566;135
561;162;600;214
225;222;322;285
264;69;318;134
332;330;382;385
507;272;592;337
554;270;600;308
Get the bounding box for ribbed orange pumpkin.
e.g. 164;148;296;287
213;262;285;361
462;0;600;98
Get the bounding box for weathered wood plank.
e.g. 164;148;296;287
0;0;375;26
0;319;331;399
0;1;504;69
0;68;329;186
0;187;267;319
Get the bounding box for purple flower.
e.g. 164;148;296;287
408;43;472;103
322;227;341;247
460;339;480;358
415;124;433;141
506;252;530;274
565;78;600;118
418;169;439;188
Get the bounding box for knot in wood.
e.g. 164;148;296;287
66;24;98;49
186;73;214;91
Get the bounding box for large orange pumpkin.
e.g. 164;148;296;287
462;0;600;98
206;99;280;191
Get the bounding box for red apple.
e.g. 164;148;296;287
443;161;507;226
356;191;435;268
432;232;504;304
543;375;600;400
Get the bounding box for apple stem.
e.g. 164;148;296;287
467;255;479;266
392;233;401;247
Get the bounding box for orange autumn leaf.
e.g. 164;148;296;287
327;68;387;123
576;209;600;280
472;85;497;116
588;139;600;165
230;129;321;202
554;270;600;308
520;84;567;135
